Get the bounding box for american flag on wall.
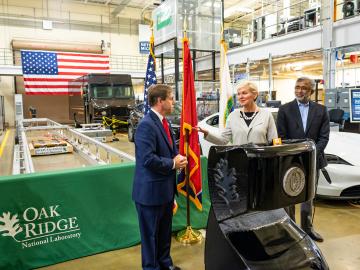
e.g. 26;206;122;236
21;50;110;95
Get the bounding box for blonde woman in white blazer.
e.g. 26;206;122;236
197;80;278;145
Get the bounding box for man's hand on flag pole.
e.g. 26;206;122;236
174;154;188;170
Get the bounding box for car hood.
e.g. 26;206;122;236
326;131;360;166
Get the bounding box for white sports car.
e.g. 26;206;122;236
198;111;360;200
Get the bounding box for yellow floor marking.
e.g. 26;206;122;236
0;130;10;158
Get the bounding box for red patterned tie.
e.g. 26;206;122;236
162;118;172;146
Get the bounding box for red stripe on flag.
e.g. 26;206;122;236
58;72;94;75
25;91;82;95
24;78;74;82
57;65;109;70
58;59;109;64
24;85;81;88
57;52;109;58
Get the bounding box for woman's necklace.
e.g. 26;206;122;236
241;105;258;121
242;111;257;121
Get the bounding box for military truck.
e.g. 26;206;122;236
69;74;135;124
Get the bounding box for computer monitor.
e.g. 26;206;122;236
266;100;282;108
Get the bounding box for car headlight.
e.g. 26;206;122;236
325;154;353;166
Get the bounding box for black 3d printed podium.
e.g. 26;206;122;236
205;140;329;270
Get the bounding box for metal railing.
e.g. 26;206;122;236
110;54;148;72
226;0;322;48
0;48;14;65
62;128;135;164
13;118;135;174
0;3;141;35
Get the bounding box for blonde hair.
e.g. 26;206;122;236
235;80;259;99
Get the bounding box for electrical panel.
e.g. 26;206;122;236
325;89;337;109
339;89;350;109
325;88;350;113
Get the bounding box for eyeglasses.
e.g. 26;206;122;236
295;85;310;91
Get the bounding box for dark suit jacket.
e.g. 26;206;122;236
277;99;330;169
132;110;178;206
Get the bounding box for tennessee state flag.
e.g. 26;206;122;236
177;37;202;211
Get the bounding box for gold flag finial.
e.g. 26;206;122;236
150;20;154;44
183;12;187;39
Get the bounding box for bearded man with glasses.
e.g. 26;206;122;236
276;77;330;242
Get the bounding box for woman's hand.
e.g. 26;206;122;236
193;126;209;137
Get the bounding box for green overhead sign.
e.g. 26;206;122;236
156;7;173;30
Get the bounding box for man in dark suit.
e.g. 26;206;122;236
133;84;187;270
277;77;330;242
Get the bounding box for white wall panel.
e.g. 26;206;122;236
333;17;360;48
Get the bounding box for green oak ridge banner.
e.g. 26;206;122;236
0;157;210;269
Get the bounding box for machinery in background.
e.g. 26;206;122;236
256;91;277;107
271;5;321;37
325;88;351;125
252;14;277;42
69;74;135;125
342;0;360;18
28;106;37;118
224;28;242;48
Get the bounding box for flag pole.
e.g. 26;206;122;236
176;16;203;245
150;20;155;69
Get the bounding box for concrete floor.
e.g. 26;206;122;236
1;129;360;270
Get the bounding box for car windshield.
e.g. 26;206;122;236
91;85;134;99
113;85;134;98
206;115;219;127
91;85;112;98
